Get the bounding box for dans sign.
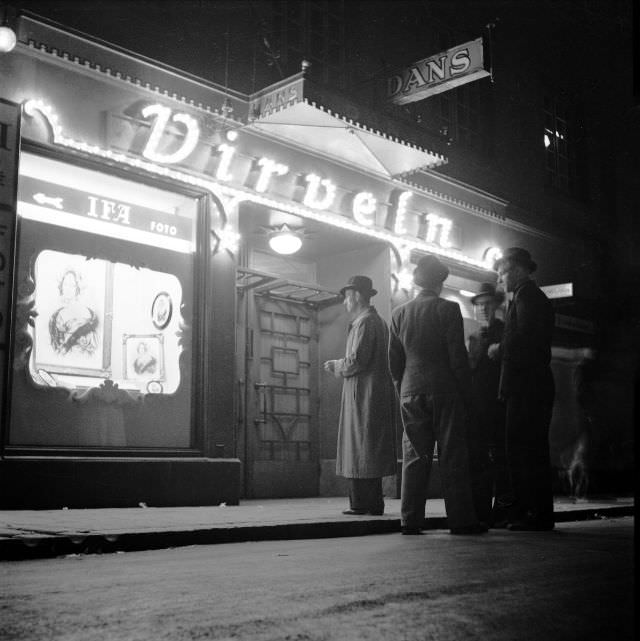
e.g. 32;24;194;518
387;38;490;105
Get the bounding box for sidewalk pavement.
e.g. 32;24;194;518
0;495;634;560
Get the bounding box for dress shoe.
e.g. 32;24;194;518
507;519;554;531
401;526;423;535
450;522;489;535
342;507;384;516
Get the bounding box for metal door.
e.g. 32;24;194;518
237;268;341;498
249;297;318;497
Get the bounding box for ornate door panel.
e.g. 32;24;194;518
248;297;319;497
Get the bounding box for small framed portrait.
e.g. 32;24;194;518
123;334;165;382
151;292;173;330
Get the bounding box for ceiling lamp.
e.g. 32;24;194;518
0;25;17;53
268;224;303;255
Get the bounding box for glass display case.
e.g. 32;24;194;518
8;153;201;449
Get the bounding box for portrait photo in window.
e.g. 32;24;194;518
151;291;173;330
33;250;112;378
123;333;165;382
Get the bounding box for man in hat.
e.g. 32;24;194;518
389;255;486;535
467;282;510;527
490;247;555;531
323;275;396;515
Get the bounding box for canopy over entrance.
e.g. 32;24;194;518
243;74;447;179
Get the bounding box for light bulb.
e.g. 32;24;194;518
0;26;17;53
269;232;302;255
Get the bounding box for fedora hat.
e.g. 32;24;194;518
339;275;377;297
494;247;537;273
471;282;505;305
413;254;449;288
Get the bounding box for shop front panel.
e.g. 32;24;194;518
7;152;200;450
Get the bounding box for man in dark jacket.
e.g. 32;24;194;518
491;247;555;531
389;255;486;535
467;283;510;527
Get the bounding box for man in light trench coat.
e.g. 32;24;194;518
324;275;397;515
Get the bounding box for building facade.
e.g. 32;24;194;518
0;5;634;507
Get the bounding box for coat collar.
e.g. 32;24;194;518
349;305;376;330
513;278;534;297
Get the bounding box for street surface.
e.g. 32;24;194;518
1;517;634;641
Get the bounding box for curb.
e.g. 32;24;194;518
0;506;633;561
0;519;407;561
553;505;635;523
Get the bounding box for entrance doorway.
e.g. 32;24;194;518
236;202;392;499
237;269;341;498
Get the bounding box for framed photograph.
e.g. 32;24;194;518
33;250;113;377
123;333;165;382
151;291;173;330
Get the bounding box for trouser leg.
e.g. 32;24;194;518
524;393;554;522
467;414;493;524
505;395;527;522
489;406;512;523
401;433;431;528
435;395;480;530
349;478;384;513
506;387;554;524
399;395;434;529
490;437;513;523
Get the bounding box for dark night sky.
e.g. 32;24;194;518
9;0;261;85
10;1;635;95
6;0;637;150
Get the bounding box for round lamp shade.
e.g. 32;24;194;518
269;231;302;255
0;26;17;53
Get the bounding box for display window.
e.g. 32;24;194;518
31;250;183;394
7;153;201;450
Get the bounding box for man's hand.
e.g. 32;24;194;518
323;360;337;374
487;343;501;360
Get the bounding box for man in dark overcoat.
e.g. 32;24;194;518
389;255;486;535
467;282;510;527
324;275;396;515
490;247;555;531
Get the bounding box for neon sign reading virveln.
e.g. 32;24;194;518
23;99;498;270
136;104;456;249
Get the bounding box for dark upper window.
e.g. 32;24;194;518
271;0;346;88
430;81;493;156
543;94;586;198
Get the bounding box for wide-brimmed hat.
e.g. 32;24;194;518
413;255;449;288
339;275;377;297
471;282;505;305
494;247;537;273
